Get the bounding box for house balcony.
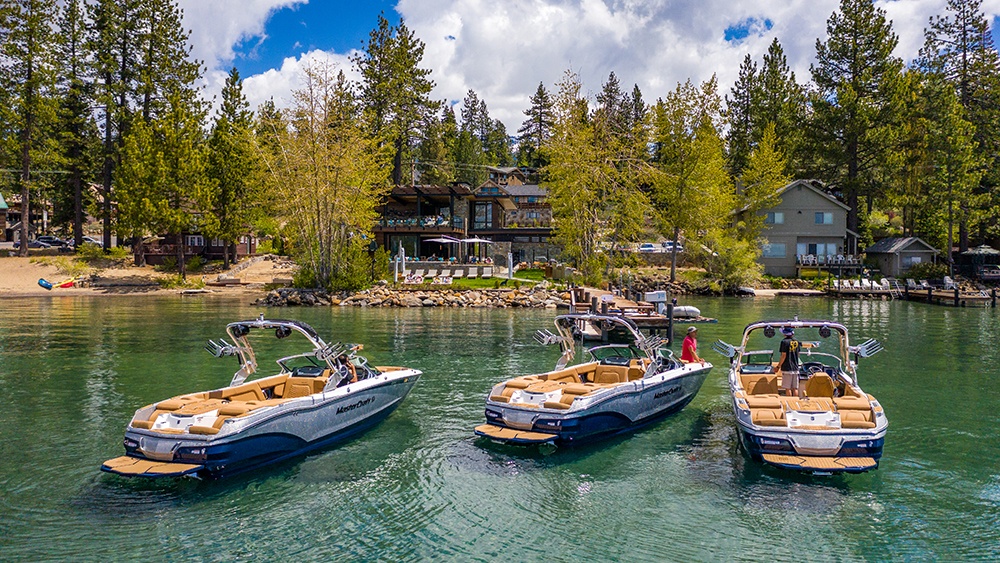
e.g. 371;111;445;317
374;215;465;235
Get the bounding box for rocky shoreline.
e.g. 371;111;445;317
254;285;574;308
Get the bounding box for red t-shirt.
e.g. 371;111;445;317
681;335;699;362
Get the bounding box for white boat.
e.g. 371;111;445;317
713;319;887;474
101;315;421;479
475;313;712;446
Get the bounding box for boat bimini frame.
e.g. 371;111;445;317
535;313;669;372
204;314;361;389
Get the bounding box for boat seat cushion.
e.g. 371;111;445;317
833;395;871;410
744;394;782;409
505;378;535;389
281;377;325;398
592;366;629;384
751;409;786;426
804;374;836;398
841;410;876;429
742;374;779;395
209;382;266;402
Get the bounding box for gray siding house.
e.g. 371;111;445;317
865;237;938;277
746;180;854;277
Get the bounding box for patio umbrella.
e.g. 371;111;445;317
460;237;493;244
423;236;459;259
962;244;1000;255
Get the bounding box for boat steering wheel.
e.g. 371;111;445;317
801;362;826;375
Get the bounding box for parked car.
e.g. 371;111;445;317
662;241;685;253
13;239;52;249
65;236;101;248
638;243;658;253
36;235;68;247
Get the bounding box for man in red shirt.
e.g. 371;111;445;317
680;326;705;363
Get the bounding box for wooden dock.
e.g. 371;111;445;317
827;279;996;307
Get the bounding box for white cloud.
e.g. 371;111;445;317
183;0;1000;131
241;49;359;111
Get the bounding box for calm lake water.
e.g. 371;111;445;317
1;294;998;561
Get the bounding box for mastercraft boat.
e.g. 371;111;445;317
713;319;887;474
474;313;712;446
102;316;421;479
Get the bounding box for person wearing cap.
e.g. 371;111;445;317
777;327;814;396
680;326;705;364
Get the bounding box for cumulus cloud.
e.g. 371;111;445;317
183;0;1000;131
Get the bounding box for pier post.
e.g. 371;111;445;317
928;287;933;304
954;287;960;307
665;303;674;346
591;296;598;313
992;288;997;308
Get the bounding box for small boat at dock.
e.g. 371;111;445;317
474;313;712;446
713;320;887;474
101;315;421;479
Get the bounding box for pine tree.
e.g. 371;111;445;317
758;38;807;173
809;0;905;242
517;82;554;168
724;54;758;178
54;0;99;246
206;68;262;268
88;0;142;250
414;107;456;185
354;15;438;185
738;124;789;243
2;0;59;256
918;0;1000;249
134;0;202;123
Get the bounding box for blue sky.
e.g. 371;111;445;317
232;1;400;77
181;1;1000;132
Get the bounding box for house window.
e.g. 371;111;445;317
762;243;786;258
185;235;204;247
527;196;538;203
473;203;493;230
815;212;833;224
903;256;922;268
526;211;540;219
764;212;784;224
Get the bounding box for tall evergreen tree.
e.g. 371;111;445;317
88;0;142;250
54;0;99;246
414;106;456;185
2;0;59;256
517;82;554;168
353;15;438;185
758;38;807;173
206;68;262;268
918;0;1000;249
134;0;202;123
724;54;758;178
809;0;905;242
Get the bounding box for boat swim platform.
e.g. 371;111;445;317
761;453;877;473
101;455;203;478
474;424;558;445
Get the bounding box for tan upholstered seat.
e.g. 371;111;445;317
804;374;836;398
745;394;783;409
280;377;324;398
741;374;779;395
751;409;786;426
841;410;876;429
833;396;870;410
505;378;534;389
592;366;629;384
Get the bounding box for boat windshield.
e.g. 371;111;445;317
741;325;846;373
587;344;642;365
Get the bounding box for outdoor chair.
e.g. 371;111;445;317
860;279;872;290
943;276;957;290
906;279;917;289
879;278;890;291
452;268;464;279
466;268;478;280
482;267;493;279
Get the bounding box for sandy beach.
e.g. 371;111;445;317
0;249;295;298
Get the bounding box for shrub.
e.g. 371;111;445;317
156;257;177;272
186;255;205;272
906;262;949;280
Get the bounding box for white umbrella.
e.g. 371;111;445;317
461;237;493;244
424;236;461;243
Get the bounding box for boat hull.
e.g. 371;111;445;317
103;371;420;479
477;364;711;447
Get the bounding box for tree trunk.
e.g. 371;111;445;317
177;233;186;279
102;78;114;252
223;241;230;269
132;236;145;266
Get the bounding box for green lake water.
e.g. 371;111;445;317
1;295;998;561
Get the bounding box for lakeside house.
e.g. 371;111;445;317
374;170;557;264
865;237;939;277
741;179;858;278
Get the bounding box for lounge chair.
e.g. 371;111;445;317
851;279;862;290
426;268;438;277
906;279;918;289
482;267;493;279
860;279;872;290
919;279;930;289
439;268;451;277
451;268;464;279
943;276;957;290
466;268;478;280
879;278;890;291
